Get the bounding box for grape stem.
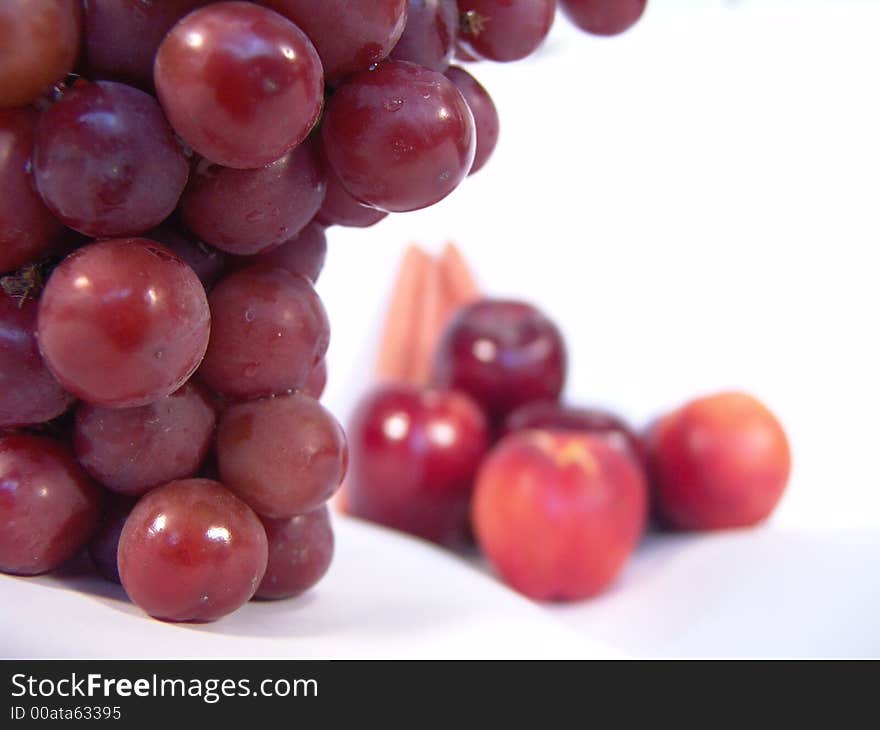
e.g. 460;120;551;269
460;10;488;37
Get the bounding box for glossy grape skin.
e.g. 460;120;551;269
87;494;135;584
322;61;476;213
501;401;647;467
118;479;268;622
242;221;327;284
37;239;211;409
199;266;329;400
144;225;227;291
347;385;490;546
0;293;74;428
74;382;216;497
303;358;327;399
649;392;791;531
433;299;567;422
0;433;102;576
83;0;212;90
444;66;499;175
0;0;82;108
559;0;647;36
391;0;458;72
316;159;389;229
217;393;347;519
154;2;323;169
180;144;325;256
457;0;556;62
256;506;334;600
33;81;189;238
261;0;408;85
0;108;64;273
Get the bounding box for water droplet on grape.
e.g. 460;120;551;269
243;309;255;322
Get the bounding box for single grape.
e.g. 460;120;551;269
117;479;268;622
33;81;189;238
433;299;567;422
559;0;647;36
217;392;347;519
198;266;329;400
457;0;556;62
391;0;458;72
0;0;82;108
144;225;228;291
180;143;325;256
154;2;323;169
0;433;102;576
444;66;499;174
37;238;211;408
322;61;476;213
261;0;408;85
256;506;334;600
87;494;136;584
302;358;327;399
501;401;647;467
83;0;212;90
74;381;216;497
0;292;74;428
316;157;389;229
238;221;328;284
0;108;64;273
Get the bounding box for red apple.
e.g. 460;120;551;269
347;384;491;546
473;430;647;601
649;391;791;530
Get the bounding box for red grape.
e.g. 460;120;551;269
434;299;567;421
144;225;228;291
0;108;64;273
347;385;490;546
240;221;327;284
322;61;476;213
444;65;499;175
217;392;347;518
0;0;82;108
0;293;74;428
559;0;647;36
74;381;216;497
316;158;389;229
391;0;458;72
303;358;327;399
154;2;323;169
457;0;556;62
0;433;102;576
83;0;212;90
87;494;135;584
118;479;268;622
37;238;211;408
33;81;189;238
501;401;646;467
261;0;408;85
199;266;329;400
180;144;325;256
256;505;334;600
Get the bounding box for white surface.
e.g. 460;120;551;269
0;517;613;659
3;0;879;658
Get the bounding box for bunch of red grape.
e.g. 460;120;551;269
0;0;647;622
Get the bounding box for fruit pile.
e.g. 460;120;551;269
0;0;648;623
345;249;792;601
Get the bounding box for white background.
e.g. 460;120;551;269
321;0;880;533
3;0;879;659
